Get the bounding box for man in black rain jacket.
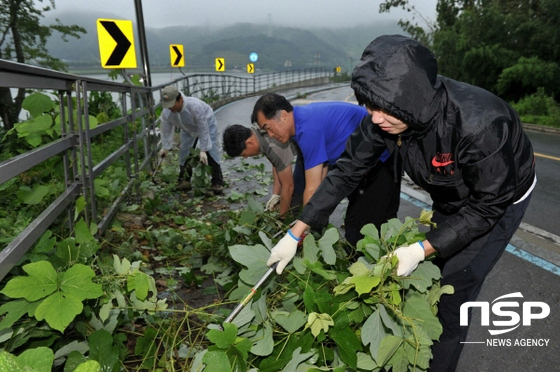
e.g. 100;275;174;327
265;34;536;371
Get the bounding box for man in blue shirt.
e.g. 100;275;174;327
251;93;400;245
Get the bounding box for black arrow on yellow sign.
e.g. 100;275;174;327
172;46;183;66
100;21;132;66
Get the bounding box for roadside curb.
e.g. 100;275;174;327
523;123;560;134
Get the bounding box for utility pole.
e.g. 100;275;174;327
134;0;152;89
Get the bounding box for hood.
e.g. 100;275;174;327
351;34;443;131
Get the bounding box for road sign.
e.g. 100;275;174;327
170;44;184;67
335;66;342;73
96;19;137;69
247;63;254;74
249;52;258;62
215;58;225;72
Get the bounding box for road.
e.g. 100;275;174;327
214;85;560;372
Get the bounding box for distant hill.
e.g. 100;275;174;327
43;11;404;74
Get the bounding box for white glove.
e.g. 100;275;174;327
266;194;281;211
199;151;208;165
267;229;300;274
393;242;425;276
158;149;168;158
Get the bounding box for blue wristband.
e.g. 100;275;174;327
418;240;425;250
287;229;301;241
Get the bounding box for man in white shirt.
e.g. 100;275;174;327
158;85;224;194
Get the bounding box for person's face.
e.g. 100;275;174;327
240;134;260;158
367;108;409;135
168;96;183;113
256;110;292;143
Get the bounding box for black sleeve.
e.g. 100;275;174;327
299;115;390;228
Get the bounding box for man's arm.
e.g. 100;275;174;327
303;163;326;205
276;165;294;216
160;115;174;150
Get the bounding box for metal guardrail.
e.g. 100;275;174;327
0;59;332;281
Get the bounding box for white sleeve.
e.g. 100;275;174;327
191;101;214;152
160;112;175;150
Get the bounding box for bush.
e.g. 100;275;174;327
497;57;560;102
511;88;560;128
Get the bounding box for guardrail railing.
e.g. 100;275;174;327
0;60;332;281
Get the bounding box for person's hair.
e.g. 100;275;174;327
222;124;253;157
251;93;293;124
354;91;381;112
175;93;182;102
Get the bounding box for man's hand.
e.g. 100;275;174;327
266;194;281;211
393;242;425;276
267;229;300;274
158;149;168;158
199;151;208;165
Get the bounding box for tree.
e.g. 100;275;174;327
380;0;560;101
0;0;85;131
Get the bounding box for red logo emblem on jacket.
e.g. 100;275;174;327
432;152;454;174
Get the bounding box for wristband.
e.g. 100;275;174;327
288;229;301;242
418;240;425;250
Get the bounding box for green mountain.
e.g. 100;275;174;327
43;11;403;74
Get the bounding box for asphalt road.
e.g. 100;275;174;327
214;85;560;372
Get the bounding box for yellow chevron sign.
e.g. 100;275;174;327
97;19;137;69
170;44;184;67
215;58;225;72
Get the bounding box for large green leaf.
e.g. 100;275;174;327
230;300;255;328
302;260;336;280
376;335;403;366
250;324;274;356
349;261;372;276
401;261;441;292
318;227;338;265
0;261;57;301
35;292;83;332
88;329;120;372
16;347;53;372
0;351;22;372
33;230;56;253
330;326;362;370
127;271;154;301
60;264;103;301
350;275;381;295
16;185;50;205
302;233;319;263
74;360;101;372
207;322;237;349
281;347;316;372
229;244;270;285
74;218;95;244
0;299;39;330
361;308;388;359
306;312;334;337
273;310;307;333
22;93;55;117
402;293;443;340
201;349;230;371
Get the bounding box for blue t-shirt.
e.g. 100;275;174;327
293;102;368;170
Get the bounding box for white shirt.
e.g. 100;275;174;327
160;93;215;152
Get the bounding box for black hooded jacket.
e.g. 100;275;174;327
299;35;535;258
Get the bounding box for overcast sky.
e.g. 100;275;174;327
45;0;438;29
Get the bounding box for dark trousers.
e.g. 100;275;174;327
179;152;223;186
429;194;532;372
344;162;400;246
